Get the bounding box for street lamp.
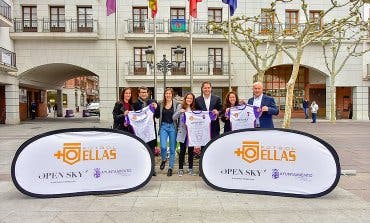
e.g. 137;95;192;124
156;45;184;90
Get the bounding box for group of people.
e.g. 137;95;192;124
303;98;319;123
112;81;279;177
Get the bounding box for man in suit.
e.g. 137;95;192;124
132;86;159;176
248;82;279;128
195;81;222;139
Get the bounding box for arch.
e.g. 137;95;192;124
18;63;98;89
270;63;329;77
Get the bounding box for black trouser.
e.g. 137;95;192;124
147;139;157;155
179;142;194;170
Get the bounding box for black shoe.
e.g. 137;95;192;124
167;169;172;177
160;160;166;170
152;171;157;176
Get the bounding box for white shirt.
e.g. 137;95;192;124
126;105;156;143
229;104;262;130
253;94;263;107
184;111;213;147
204;95;211;111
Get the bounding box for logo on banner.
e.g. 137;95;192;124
93;167;133;178
54;143;117;165
271;169;313;182
234;141;296;163
38;170;89;183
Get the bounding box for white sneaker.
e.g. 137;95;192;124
188;169;196;176
178;169;184;177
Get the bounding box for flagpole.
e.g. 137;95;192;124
190;16;193;93
115;2;119;100
153;17;157;100
228;6;232;92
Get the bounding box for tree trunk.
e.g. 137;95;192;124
256;70;265;82
330;73;336;123
282;48;303;129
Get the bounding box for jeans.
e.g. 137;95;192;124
160;122;177;169
312;113;317;123
303;108;309;118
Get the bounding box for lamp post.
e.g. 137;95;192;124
156;45;184;92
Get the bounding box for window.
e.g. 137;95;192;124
208;48;223;75
309;10;322;30
133;7;147;33
134;47;147;75
208;8;222;23
264;66;307;110
50;6;65;32
170;8;186;32
77;6;93;32
22;6;37;32
260;9;275;34
285;10;298;34
171;47;186;75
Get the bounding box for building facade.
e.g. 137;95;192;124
1;0;369;124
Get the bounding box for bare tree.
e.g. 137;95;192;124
277;0;364;128
209;4;284;82
321;19;369;122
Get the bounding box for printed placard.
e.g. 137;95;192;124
200;128;340;198
11;128;153;198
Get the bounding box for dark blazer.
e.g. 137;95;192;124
195;95;222;139
112;101;133;133
248;94;279;128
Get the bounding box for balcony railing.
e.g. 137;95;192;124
12;18;98;33
126;19;223;34
254;22;322;35
126;61;229;76
0;47;16;69
0;0;11;21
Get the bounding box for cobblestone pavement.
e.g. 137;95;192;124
0;117;369;222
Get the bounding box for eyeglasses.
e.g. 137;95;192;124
139;91;148;94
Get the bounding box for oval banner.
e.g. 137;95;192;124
11;128;154;198
200;128;340;198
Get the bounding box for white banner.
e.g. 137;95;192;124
200;129;340;198
11;128;153;198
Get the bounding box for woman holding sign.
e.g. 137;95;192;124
173;92;197;177
158;88;179;177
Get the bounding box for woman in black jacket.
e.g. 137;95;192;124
112;87;133;133
220;91;240;133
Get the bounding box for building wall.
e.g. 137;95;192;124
10;0;370;123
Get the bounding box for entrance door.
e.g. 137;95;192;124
336;87;352;119
309;88;326;117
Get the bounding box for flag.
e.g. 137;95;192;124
106;0;116;16
190;0;202;18
149;0;158;18
222;0;237;16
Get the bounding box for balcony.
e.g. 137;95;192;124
124;19;225;41
0;0;12;27
124;60;230;83
10;18;98;40
0;47;17;72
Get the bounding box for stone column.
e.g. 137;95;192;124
352;86;369;121
5;84;20;124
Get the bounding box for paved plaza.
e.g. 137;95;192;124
0;116;370;222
